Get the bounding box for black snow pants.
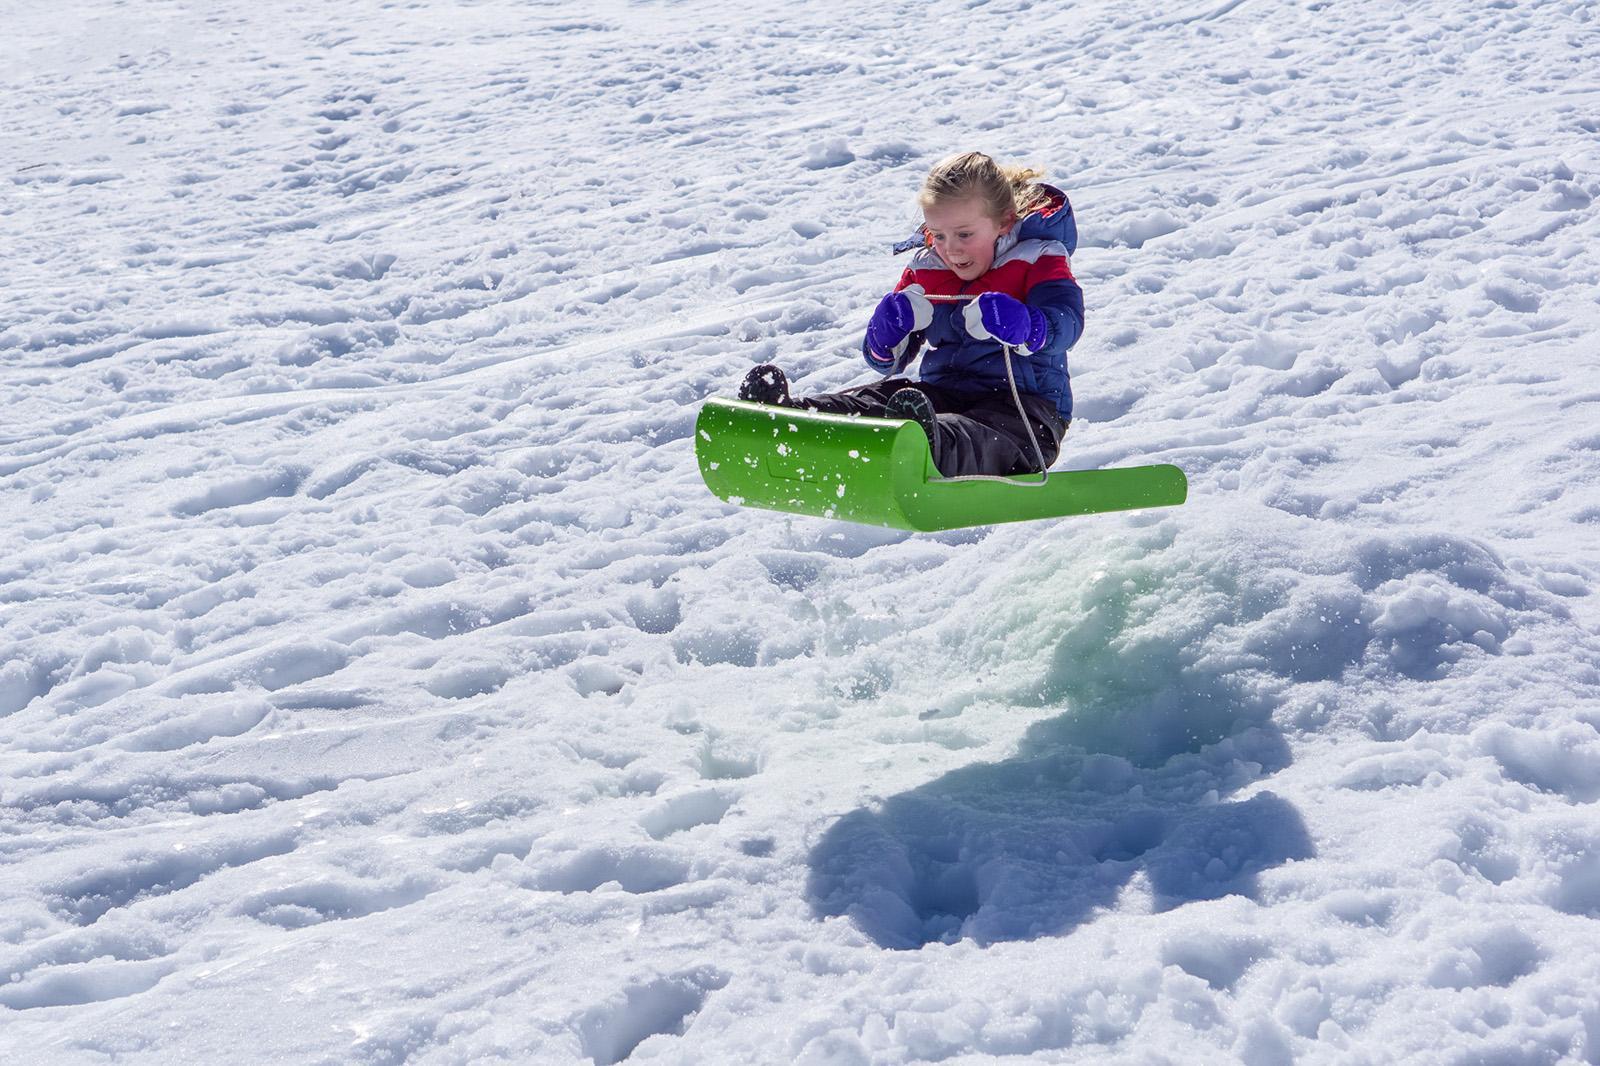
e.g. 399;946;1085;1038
800;378;1067;478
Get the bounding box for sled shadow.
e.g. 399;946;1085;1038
805;709;1312;950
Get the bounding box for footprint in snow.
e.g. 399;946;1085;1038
573;968;730;1066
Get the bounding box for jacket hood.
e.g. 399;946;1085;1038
1015;184;1076;254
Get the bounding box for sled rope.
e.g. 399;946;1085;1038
920;293;1053;488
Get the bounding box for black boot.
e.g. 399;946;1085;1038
738;364;793;406
885;387;938;445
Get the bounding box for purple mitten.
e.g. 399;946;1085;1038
963;292;1049;353
864;285;934;369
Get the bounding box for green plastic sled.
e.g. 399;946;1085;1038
694;398;1187;532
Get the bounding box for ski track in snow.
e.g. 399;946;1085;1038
4;0;1600;1062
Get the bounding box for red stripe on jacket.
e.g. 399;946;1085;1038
893;253;1074;303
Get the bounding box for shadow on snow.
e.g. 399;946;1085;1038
806;713;1311;949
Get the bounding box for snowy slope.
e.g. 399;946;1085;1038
4;0;1600;1062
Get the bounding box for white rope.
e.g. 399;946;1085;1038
917;294;1054;488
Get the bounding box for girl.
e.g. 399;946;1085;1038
740;151;1084;478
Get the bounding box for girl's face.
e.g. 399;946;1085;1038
923;196;1015;282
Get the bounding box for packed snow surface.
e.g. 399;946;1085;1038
4;0;1600;1061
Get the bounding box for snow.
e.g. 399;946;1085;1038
4;0;1600;1061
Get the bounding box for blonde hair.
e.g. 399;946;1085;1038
918;152;1053;224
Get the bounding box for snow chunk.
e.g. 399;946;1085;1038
803;138;855;170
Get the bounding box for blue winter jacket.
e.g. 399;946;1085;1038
863;185;1084;421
